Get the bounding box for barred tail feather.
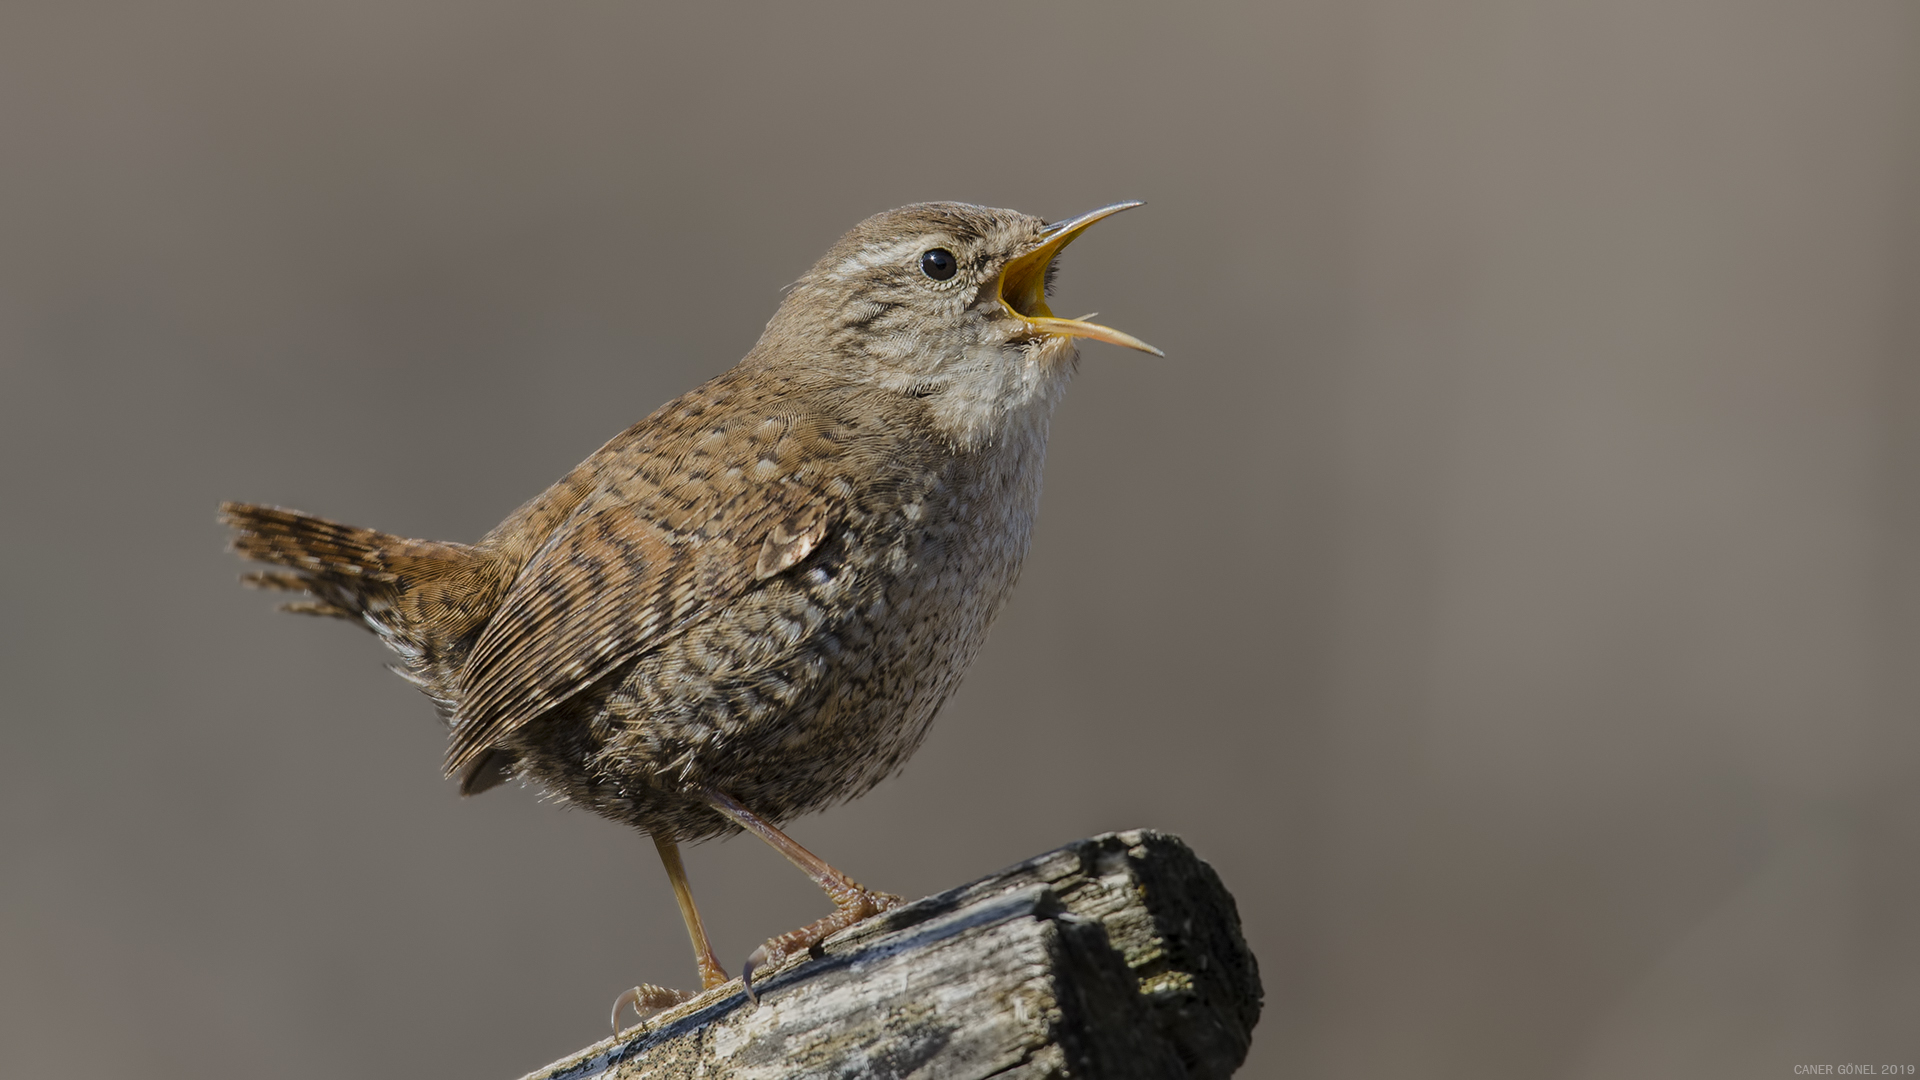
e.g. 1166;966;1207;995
221;502;401;579
220;500;503;748
220;502;405;622
218;500;484;635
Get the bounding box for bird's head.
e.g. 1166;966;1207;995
751;201;1159;446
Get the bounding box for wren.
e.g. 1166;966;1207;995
221;201;1159;1024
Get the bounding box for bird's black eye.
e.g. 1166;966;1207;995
919;248;958;281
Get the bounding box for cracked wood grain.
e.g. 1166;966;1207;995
519;831;1261;1080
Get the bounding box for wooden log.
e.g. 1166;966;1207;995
521;830;1262;1080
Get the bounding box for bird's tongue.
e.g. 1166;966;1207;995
996;202;1163;357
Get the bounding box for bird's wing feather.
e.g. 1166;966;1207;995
445;401;852;776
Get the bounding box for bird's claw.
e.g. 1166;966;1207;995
738;887;902;1005
611;983;695;1037
741;943;770;1005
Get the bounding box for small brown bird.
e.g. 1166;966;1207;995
221;201;1158;1025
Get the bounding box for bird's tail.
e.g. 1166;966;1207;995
221;501;512;788
217;500;489;647
222;502;408;617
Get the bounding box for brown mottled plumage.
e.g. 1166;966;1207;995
220;201;1158;1017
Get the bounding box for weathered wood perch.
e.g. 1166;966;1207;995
520;830;1261;1079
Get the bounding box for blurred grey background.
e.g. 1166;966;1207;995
2;2;1915;1077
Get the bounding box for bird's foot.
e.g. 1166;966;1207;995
740;886;902;1002
611;983;698;1037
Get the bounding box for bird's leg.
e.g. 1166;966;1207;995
704;788;901;1000
656;834;730;990
610;835;732;1036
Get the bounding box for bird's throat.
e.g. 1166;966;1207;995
920;339;1076;451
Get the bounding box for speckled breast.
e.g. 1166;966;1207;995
508;420;1051;841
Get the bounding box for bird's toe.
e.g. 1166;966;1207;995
611;983;697;1036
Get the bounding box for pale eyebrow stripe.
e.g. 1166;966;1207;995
833;236;944;278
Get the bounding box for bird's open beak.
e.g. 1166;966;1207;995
998;201;1163;356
